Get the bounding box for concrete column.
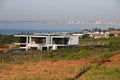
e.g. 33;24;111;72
46;37;48;45
29;36;31;44
51;37;53;45
26;36;28;44
26;36;29;51
47;46;49;50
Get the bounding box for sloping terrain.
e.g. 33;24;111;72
0;54;120;80
0;59;90;80
79;54;120;80
108;54;120;64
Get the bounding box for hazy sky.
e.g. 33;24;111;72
0;0;120;22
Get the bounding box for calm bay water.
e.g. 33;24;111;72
0;22;119;35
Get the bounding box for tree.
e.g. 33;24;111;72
109;34;114;38
0;34;19;44
82;34;90;39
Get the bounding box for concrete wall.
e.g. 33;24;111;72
69;36;79;45
14;34;79;51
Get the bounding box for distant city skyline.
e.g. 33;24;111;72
0;0;120;22
0;19;120;26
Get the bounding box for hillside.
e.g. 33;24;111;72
0;53;120;80
0;36;120;80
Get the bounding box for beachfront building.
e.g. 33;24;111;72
89;31;109;39
108;30;120;37
72;33;83;38
14;33;79;51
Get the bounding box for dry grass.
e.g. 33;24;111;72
0;59;90;80
79;54;120;80
0;53;120;80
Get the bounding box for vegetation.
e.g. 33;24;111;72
80;65;120;80
0;35;120;80
0;36;120;62
0;34;19;44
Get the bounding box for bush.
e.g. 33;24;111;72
99;53;115;59
78;50;90;58
65;50;90;60
0;34;19;44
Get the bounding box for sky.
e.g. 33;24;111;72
0;0;120;22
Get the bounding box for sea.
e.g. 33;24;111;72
0;22;120;35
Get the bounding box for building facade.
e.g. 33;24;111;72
14;33;79;51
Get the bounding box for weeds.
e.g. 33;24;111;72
99;52;115;59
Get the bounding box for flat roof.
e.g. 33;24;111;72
14;33;79;38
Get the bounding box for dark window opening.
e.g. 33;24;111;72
20;45;26;47
34;37;46;44
30;47;37;50
53;38;69;44
42;47;47;51
20;37;26;43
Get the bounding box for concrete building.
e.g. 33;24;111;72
14;33;79;51
72;33;83;38
108;30;120;37
82;29;91;34
89;32;109;39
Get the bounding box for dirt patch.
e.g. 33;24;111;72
108;54;120;62
105;54;120;66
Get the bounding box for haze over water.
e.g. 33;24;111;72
0;22;119;35
0;0;120;34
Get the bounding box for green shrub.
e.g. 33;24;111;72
99;53;115;59
78;50;90;58
0;34;19;44
65;50;90;60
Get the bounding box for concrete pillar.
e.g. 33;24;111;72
51;37;53;45
45;36;48;45
26;36;28;44
26;36;29;51
29;36;31;44
47;46;49;50
52;44;57;50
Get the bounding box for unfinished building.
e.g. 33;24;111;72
14;33;79;51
